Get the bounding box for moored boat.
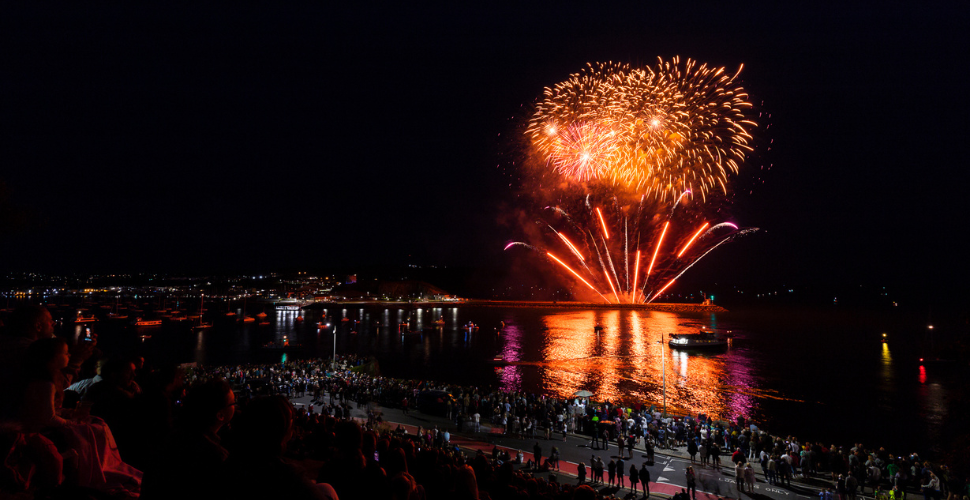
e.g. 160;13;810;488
489;354;510;366
74;313;99;323
667;329;728;349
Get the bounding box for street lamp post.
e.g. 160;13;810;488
326;321;336;369
654;333;668;418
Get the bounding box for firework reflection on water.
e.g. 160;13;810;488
498;308;781;420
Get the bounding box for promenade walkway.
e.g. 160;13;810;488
292;393;843;500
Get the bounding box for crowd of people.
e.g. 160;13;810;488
1;304;968;500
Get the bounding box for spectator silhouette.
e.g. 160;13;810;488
317;419;367;499
224;395;330;499
20;337;141;494
20;338;72;431
84;356;138;458
124;364;183;469
66;358;105;399
140;378;234;500
0;305;57;420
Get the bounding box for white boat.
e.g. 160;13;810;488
667;329;728;349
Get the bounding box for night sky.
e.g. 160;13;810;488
2;2;968;296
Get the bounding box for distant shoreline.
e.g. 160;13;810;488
304;300;728;313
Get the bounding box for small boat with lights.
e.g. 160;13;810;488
668;329;728;350
168;312;189;322
74;313;99;324
488;354;510;366
133;318;162;327
262;336;303;350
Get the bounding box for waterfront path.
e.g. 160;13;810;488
292;393;846;500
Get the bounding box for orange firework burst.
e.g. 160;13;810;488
509;57;760;304
546;122;621;182
526;57;756;202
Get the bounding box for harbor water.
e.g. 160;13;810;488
60;303;962;457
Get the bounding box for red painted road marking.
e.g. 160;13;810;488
386;420;720;500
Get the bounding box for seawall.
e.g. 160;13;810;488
305;300;727;313
458;300;728;313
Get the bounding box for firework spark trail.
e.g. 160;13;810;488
631;249;642;301
547;252;608;301
552;229;585;263
670;228;759;282
643;221;669;288
624;217;629;290
677;222;710;258
603;269;620;303
595;207;609;239
647;278;677;304
545;206;570;218
705;222;738;236
588;231;611;296
504;242;536;251
601;232;622;296
670;190;691;219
